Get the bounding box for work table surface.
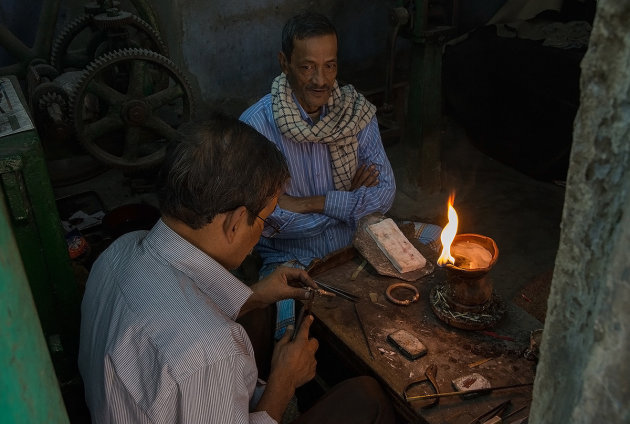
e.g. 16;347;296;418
308;250;540;424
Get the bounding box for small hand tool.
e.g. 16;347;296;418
405;382;533;402
314;280;360;302
350;259;367;280
486;404;528;424
291;295;314;342
307;287;336;298
353;303;374;359
291;284;339;342
295;279;336;299
468;357;493;368
403;363;440;408
466;400;511;424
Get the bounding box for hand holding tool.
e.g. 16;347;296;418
314;279;360;302
291;283;341;342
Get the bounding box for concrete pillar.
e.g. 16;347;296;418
530;1;630;423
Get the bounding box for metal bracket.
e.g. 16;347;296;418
0;155;30;222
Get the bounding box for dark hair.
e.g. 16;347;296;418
157;114;289;229
281;11;337;62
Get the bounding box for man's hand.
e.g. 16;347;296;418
278;194;325;214
350;164;379;190
272;315;319;388
276;164;378;215
256;315;319;421
239;267;317;317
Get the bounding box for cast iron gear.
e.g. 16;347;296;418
36;87;69;113
30;82;73;141
51;14;96;71
29;63;60;83
71;48;195;170
83;1;121;15
92;8;134;28
50;12;167;72
26;63;60;103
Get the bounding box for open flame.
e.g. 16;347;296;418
437;195;458;266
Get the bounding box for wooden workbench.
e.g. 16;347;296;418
308;247;540;424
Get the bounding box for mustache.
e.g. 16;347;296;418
307;84;331;91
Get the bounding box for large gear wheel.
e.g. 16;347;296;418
71;48;195;170
50;12;167;72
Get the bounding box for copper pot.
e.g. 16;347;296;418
444;234;499;310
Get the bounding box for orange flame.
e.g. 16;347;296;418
437;195;458;266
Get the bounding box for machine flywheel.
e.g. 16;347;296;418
71;48;195;170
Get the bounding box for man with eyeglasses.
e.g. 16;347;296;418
240;11;398;339
78;115;394;423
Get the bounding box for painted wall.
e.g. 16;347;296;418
154;0;393;114
143;0;506;113
1;0;393;113
1;0;507;114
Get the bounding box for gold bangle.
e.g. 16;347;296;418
385;283;420;306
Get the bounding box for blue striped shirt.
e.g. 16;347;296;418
240;92;396;268
78;219;274;423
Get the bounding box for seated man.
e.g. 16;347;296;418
78;115;394;423
241;12;440;337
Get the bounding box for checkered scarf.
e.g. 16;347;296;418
271;73;376;190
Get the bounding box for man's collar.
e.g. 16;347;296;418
145;219;253;320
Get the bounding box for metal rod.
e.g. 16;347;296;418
468;357;493;368
405;382;533;401
353;303;374;359
314;280;359;302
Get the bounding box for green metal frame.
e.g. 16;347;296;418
0;187;70;423
0;76;80;381
394;0;457;190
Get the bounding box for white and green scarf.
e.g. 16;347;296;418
271;73;376;191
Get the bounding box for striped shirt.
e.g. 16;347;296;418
78;219;275;423
240;92;396;268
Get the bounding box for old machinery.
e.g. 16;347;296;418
0;75;80;385
51;8;167;73
26;63;76;143
71;48;195;170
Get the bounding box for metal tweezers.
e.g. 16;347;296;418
314;280;360;302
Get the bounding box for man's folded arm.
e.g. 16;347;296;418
264;205;340;238
323;117;396;225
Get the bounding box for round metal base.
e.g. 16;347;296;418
430;284;506;330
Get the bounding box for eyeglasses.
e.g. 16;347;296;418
255;214;281;238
